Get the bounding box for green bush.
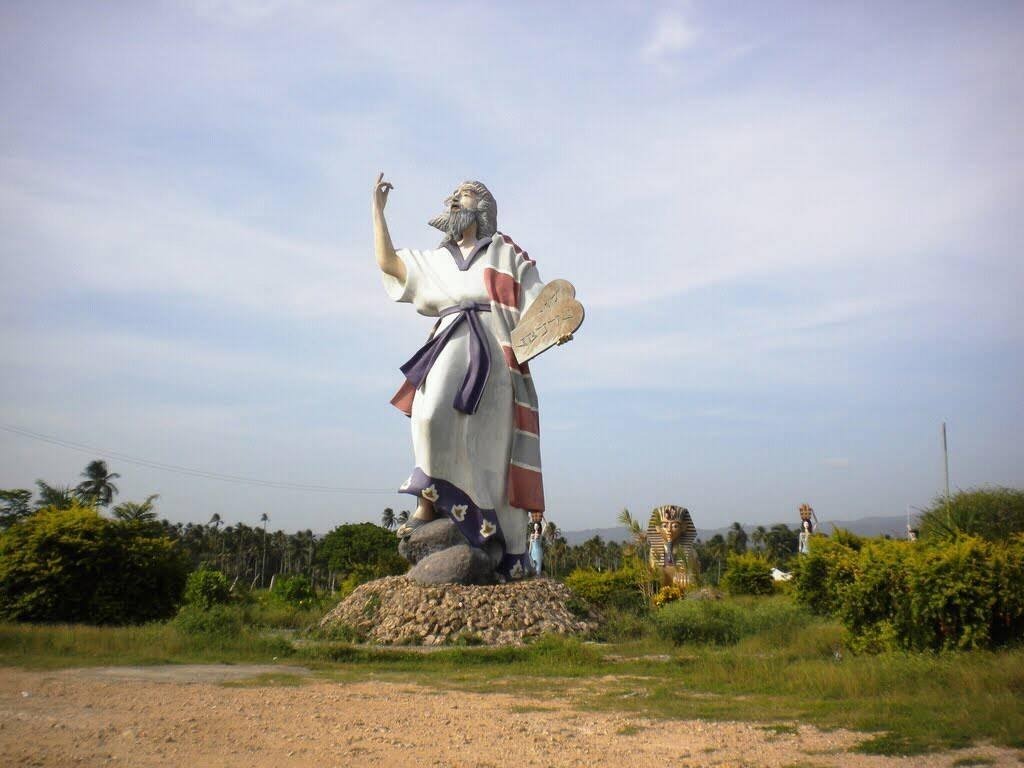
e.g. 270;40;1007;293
919;486;1024;541
589;606;653;642
792;532;1024;652
318;523;408;579
271;574;314;605
238;588;328;630
564;566;646;612
721;553;774;596
183;569;230;610
0;503;188;624
654;600;745;644
312;622;367;643
173;604;243;638
653;596;812;645
903;536;1024;651
792;534;859;616
834;538;913;653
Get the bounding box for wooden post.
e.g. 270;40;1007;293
942;422;951;517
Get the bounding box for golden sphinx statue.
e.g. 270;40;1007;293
646;505;699;587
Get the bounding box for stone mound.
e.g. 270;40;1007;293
319;575;596;646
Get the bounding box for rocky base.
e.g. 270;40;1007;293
318;575;596;646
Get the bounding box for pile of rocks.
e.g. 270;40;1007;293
318;575;597;646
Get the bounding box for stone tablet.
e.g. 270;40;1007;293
510;279;584;364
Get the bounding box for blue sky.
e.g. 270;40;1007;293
1;0;1021;535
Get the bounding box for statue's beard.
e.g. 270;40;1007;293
431;208;479;243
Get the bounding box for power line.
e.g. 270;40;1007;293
0;422;395;495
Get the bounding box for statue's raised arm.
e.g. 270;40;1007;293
372;172;405;284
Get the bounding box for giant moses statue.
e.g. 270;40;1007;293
373;173;580;581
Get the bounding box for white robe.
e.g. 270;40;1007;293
383;239;544;569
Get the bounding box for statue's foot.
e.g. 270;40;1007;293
396;516;432;538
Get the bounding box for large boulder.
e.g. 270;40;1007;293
397;518;464;564
407;544;497;586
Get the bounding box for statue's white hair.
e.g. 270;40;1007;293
428;180;498;244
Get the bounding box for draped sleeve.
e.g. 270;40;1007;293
381;248;441;316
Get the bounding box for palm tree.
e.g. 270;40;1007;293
381;508;396;530
207;514;225;570
605;540;623;570
304;530;316;580
547;535;569;578
112;494;159;523
260;513;270;587
765;523;798;566
34;480;75;510
706;534;728;583
580;536;606;570
751;525;767;552
0;489;32;529
543;520;559;543
726;522;748;554
75;460;120;507
617;508;648;556
397;510;410;526
271;530;287;579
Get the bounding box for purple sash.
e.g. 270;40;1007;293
399;301;492;415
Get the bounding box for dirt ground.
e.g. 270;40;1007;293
0;665;1018;768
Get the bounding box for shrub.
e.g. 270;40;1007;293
918;486;1024;541
0;503;188;624
271;574;314;605
183;569;230;610
652;585;686;608
173;604;244;638
834;538;913;653
564;566;646;613
653;596;812;645
792;532;1024;652
589;607;653;642
654;600;746;644
902;536;1020;651
792;534;859;616
309;620;367;643
721;553;774;596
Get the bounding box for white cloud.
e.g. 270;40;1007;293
643;12;700;59
186;0;331;24
0;158;389;322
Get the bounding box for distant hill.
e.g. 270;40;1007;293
561;515;909;546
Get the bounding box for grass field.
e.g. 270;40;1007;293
2;597;1023;757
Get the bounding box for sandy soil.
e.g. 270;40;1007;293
0;665;1018;768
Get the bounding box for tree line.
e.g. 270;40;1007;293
0;460;811;592
0;460;391;593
